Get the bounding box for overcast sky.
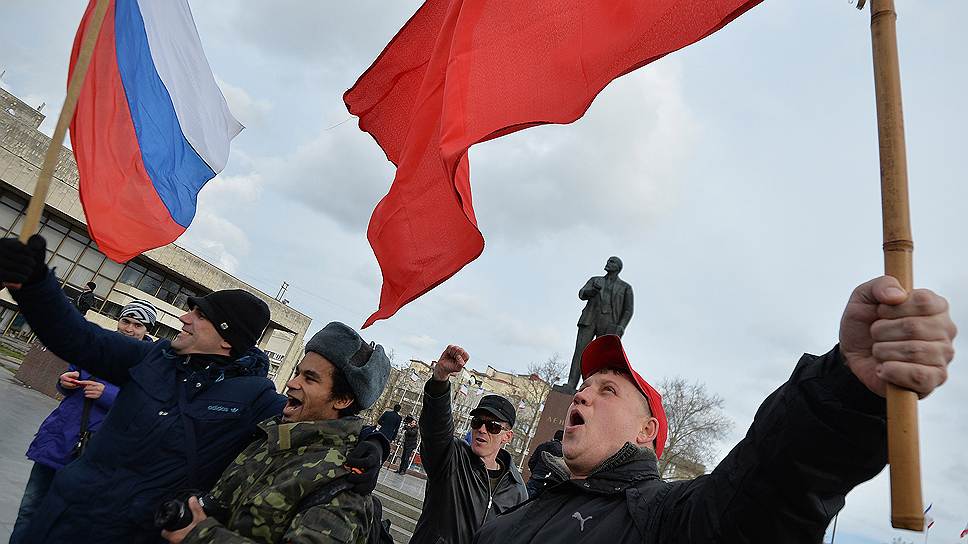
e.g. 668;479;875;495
1;1;965;542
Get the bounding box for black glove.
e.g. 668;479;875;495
0;235;48;287
344;438;385;495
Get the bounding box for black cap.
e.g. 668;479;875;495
470;395;516;427
188;290;270;356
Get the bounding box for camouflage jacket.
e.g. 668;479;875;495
183;417;374;544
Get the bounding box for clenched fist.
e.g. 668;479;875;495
432;345;469;382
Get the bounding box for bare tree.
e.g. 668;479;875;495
516;354;566;463
657;377;733;479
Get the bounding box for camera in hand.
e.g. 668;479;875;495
154;489;227;532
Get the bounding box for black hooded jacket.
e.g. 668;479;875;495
410;379;529;544
473;347;888;543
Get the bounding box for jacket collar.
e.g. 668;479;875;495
468;444;526;486
258;416;363;455
546;443;661;493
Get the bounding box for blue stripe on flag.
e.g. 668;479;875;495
114;0;216;228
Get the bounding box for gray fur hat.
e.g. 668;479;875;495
304;322;390;409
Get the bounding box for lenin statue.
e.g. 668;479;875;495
566;256;634;390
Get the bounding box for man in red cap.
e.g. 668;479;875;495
473;276;956;543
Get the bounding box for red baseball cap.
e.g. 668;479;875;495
580;335;667;459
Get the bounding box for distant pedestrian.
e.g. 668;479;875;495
74;281;96;314
524;430;563;499
396;416;419;474
377;403;403;441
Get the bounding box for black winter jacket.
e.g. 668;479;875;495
410;379;529;544
474;348;888;543
401;423;420;450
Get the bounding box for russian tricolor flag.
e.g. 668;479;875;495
69;0;241;262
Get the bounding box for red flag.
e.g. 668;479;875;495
346;0;762;327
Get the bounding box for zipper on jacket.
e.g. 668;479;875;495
481;470;508;525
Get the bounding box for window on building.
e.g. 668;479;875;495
93;278;113;297
49;255;73;280
152;323;179;341
101;301;123;320
56;236;86;261
44;216;70;233
0;204;21;233
79;247;106;271
0;193;25;210
119;262;146;287
9;214;26;238
173;287;197;310
99;258;124;280
137;269;163;296
67;265;95;288
157;278;180;304
38;225;67;252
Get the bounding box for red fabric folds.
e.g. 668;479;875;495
345;0;763;327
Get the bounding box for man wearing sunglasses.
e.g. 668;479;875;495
409;345;528;544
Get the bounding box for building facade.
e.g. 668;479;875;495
362;358;553;471
0;87;310;390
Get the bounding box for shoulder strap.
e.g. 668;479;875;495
295;477;355;515
79;397;93;435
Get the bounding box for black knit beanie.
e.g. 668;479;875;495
187;290;270;356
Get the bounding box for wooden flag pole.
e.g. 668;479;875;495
866;0;923;531
18;0;110;244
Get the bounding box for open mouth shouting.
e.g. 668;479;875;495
282;393;303;419
565;408;586;433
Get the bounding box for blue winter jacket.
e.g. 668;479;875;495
25;363;122;470
11;272;287;544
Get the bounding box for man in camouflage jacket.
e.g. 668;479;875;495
163;322;391;544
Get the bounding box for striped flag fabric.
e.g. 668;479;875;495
70;0;242;262
961;519;967;538
924;504;934;530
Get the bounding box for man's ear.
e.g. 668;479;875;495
333;396;354;411
635;416;658;447
502;430;514;446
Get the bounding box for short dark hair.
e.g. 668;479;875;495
404;415;414;423
86;281;97;290
330;364;361;418
393;404;401;411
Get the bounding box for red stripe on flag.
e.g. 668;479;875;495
69;0;184;262
346;0;763;326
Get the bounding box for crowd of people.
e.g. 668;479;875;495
0;233;957;543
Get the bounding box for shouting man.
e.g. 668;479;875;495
474;277;957;543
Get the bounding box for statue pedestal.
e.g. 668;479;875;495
522;386;575;480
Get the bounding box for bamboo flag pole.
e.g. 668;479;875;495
18;0;110;244
864;0;923;531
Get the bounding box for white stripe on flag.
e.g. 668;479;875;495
137;0;242;173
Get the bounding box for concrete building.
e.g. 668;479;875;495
0;87;311;390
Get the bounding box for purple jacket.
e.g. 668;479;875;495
26;364;121;470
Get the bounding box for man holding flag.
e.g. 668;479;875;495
471;277;956;543
0;1;385;542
